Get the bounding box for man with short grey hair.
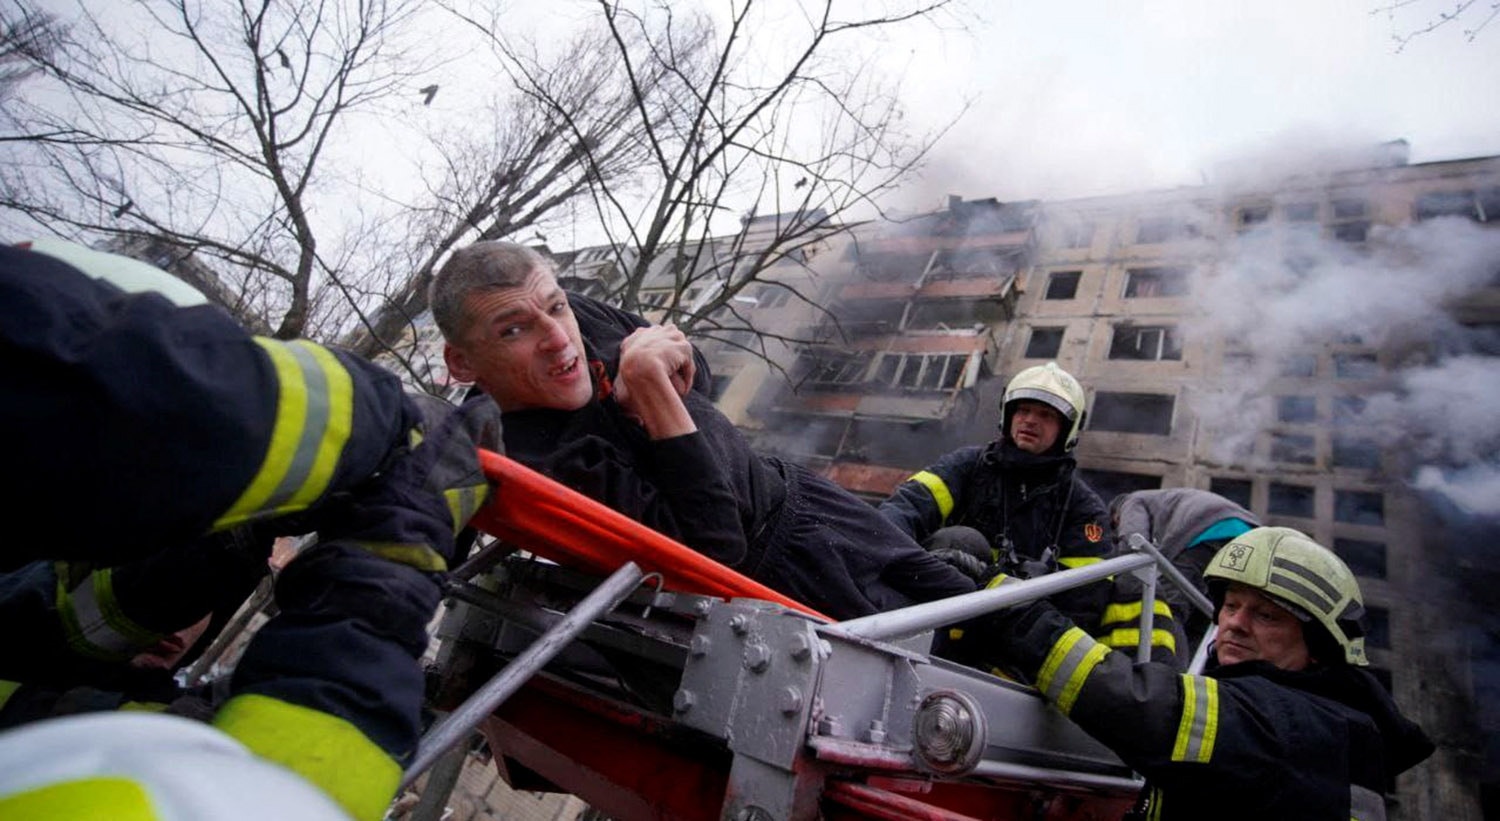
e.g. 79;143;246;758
432;240;977;620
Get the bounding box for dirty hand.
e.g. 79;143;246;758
619;324;694;394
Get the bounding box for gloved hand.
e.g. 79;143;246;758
314;393;500;572
922;525;997;585
929;547;990;583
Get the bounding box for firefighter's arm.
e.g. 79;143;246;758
1;242;411;568
1095;574;1188;667
878;446;984;544
981;596;1279;804
215;395;496;821
0;546;254;693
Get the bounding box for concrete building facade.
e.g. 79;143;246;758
689;151;1498;820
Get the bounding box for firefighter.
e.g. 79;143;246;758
0;240;496;820
432;241;976;621
1109;487;1262;657
879;363;1148;653
971;527;1434;820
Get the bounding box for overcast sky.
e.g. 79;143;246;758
886;0;1500;209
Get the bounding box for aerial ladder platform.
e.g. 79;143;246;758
403;449;1212;821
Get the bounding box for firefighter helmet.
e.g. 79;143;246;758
21;238;209;308
1002;362;1087;452
1203;527;1369;666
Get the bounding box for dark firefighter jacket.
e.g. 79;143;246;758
489;293;976;621
982;599;1434;821
879;441;1116;632
0;242;492;821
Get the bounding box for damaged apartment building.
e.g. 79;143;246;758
371;145;1499;820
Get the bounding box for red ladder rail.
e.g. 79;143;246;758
470;449;829;621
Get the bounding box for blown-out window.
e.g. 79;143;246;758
1091;392;1174;435
1109;325;1182;360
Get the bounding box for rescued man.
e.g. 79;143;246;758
433;241;977;621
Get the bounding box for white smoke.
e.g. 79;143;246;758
1186;214;1500;513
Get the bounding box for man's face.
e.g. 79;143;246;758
1214;583;1312;671
130;614;212;672
443;266;593;412
1008;400;1064;454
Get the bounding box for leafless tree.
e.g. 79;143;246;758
0;0;445;339
464;0;965;370
0;3;63;101
343;21;669;371
1373;0;1500;51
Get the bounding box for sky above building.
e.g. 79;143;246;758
887;0;1500;209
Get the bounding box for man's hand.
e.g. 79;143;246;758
612;324;698;440
616;323;695;397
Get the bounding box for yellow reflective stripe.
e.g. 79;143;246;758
1100;599;1173;628
214;338;354;530
215;693;400;821
908;471;954;522
119;701;170;713
0;679;19;711
1099;628;1178;654
57;568;161;660
1171;675;1220;763
1148;786;1165;821
444;483;491;532
350;541;449;572
0;776;158;821
1058;556;1103;569
1036;626;1110;715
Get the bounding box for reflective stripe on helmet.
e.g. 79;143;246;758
1037;627;1110;715
908;470;955;522
56;566;161;660
213;339;355;530
1270;556;1341;616
0;776;158;821
1171;675;1219;764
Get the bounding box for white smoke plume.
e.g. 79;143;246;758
1186;215;1500;513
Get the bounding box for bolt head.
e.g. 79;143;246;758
729;613;750;635
689;635;712;657
672;689;696;713
745;642;771;673
779;686;803;716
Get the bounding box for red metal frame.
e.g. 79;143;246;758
480;676;730;821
